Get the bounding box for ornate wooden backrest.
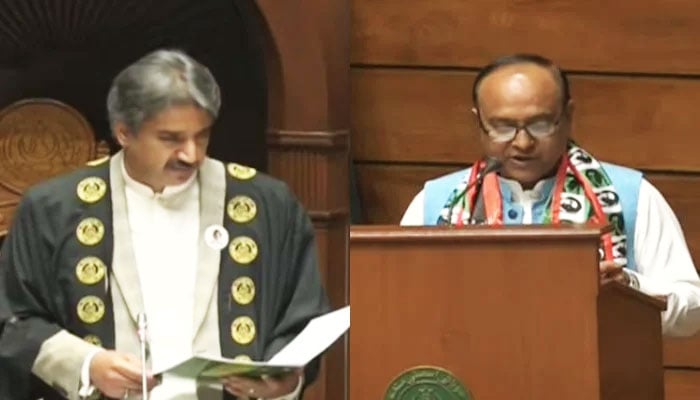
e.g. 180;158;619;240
0;98;109;237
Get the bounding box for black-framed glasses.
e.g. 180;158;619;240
476;111;563;143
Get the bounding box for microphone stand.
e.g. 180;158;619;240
446;158;502;226
137;313;149;400
446;175;482;226
469;179;488;225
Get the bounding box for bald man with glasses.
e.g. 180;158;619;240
401;53;700;338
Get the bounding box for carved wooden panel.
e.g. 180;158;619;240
0;99;106;236
268;129;349;212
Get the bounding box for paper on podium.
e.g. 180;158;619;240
154;306;350;380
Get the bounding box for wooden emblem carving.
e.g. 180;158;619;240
0;99;100;237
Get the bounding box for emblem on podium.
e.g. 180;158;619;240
384;366;473;400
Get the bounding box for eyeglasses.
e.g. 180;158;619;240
477;111;563;143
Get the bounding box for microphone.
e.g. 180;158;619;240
446;157;502;225
137;313;149;400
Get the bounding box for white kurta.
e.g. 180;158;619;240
400;177;700;337
123;162;200;399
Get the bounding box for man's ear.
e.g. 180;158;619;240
565;99;575;119
113;122;131;147
471;107;481;133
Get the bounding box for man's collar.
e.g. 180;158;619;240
499;175;556;203
120;157;198;200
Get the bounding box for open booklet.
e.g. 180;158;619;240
153;306;350;380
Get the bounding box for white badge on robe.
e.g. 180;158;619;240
204;224;229;250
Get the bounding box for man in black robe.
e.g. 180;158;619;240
0;49;329;400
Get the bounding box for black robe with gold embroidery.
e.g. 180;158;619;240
0;159;330;400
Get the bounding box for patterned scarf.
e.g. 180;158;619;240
437;141;627;265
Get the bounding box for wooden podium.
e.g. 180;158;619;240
349;225;667;400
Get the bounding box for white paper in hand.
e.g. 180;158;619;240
268;306;350;365
153;306;350;381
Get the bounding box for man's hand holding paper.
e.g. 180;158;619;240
222;368;303;399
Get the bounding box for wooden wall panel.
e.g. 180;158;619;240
354;164;453;224
665;336;700;368
352;69;700;171
665;370;700;400
351;0;700;74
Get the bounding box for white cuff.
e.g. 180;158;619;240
626;268;673;297
78;348;104;398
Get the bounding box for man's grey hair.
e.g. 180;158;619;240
107;49;221;134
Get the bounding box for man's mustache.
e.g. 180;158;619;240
166;161;196;170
